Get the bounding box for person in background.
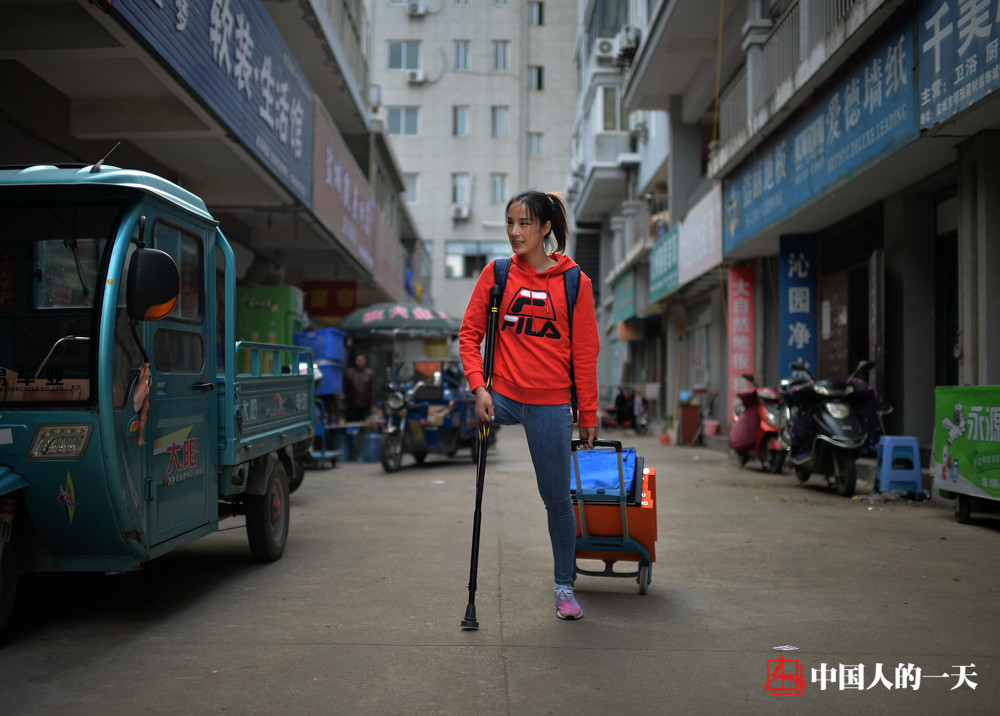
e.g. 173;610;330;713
344;353;374;422
459;190;599;622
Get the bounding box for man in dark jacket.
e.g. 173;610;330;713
344;353;374;422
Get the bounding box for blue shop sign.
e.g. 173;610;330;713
723;16;918;254
778;235;818;379
114;0;314;206
648;225;679;303
918;0;1000;128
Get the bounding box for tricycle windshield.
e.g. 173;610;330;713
0;197;128;406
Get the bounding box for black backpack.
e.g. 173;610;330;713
492;257;582;421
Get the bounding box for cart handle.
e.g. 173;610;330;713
571;438;622;452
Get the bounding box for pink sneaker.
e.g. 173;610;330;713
554;584;583;620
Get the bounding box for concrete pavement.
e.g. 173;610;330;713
1;426;998;714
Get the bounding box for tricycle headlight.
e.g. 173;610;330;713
27;424;93;460
386;391;406;410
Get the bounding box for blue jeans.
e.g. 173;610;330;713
491;391;576;585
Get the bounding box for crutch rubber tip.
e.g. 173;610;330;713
460;605;479;630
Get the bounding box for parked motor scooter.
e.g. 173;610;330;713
729;373;786;473
600;387;649;435
781;360;889;497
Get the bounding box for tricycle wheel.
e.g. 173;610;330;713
380;432;404;473
955;494;971;524
413;451;427;465
795;466;811;483
0;539;17;637
638;563;649;595
246;462;290;562
288;459;305;493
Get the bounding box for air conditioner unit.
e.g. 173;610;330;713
406;2;426;16
406;69;426;85
594;37;615;60
614;26;640;66
451;204;470;220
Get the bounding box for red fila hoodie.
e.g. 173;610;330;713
459;253;600;428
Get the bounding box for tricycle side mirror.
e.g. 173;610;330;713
126;247;179;321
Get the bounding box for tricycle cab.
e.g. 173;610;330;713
0;165;313;636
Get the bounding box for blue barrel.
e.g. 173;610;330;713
362;432;384;462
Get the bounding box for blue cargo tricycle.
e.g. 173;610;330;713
378;359;487;472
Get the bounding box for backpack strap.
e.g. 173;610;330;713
563;266;581;423
492;257;511;294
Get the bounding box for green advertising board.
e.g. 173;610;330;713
932;386;1000;502
649;225;678;303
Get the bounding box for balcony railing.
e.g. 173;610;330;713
718;66;747;148
757;1;800;111
825;0;862;34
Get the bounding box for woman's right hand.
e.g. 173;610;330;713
474;386;494;423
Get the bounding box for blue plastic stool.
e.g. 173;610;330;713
875;436;922;495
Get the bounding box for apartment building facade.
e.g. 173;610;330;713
370;0;579;315
571;0;1000;448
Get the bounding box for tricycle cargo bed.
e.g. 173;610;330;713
218;341;315;466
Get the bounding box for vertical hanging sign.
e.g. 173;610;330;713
727;266;755;419
779;235;818;379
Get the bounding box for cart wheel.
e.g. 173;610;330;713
795;466;811;483
380;432;404;473
413;451;427;465
955;494;971;524
0;538;17;637
246;462;289;562
638;563;649;595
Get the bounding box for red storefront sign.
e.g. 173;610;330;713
728;266;755;418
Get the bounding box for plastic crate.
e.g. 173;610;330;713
294;327;346;362
316;361;343;396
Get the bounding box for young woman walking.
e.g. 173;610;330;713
459;190;599;620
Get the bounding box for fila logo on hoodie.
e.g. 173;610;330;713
501;286;561;339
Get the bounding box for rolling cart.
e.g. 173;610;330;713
570;439;657;594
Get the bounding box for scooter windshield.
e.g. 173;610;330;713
0;198;127;406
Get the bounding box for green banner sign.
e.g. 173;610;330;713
648;225;678;303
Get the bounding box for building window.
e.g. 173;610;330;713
387;41;420;70
494;0;509;5
446;240;510;278
455;0;468;5
453;40;470;70
453;106;469;136
492;41;509;71
491;106;508;137
529;2;544;25
527;132;542;157
602;86;620;131
387;0;405;5
452;173;470;204
528;66;544;90
387;107;419;135
403;172;418;203
490;174;507;203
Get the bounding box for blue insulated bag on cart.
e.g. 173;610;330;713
571;447;638;496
